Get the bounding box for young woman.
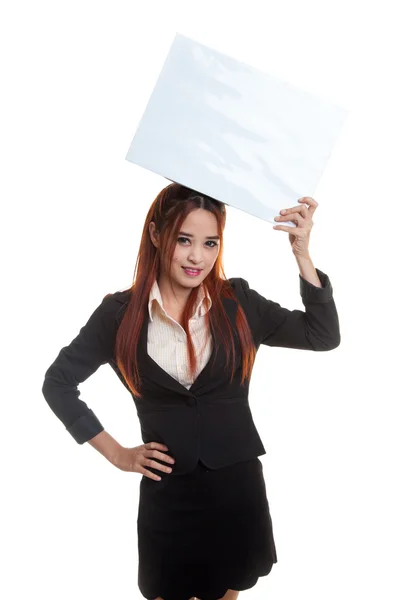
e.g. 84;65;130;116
42;182;340;600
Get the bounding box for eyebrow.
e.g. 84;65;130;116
178;231;220;240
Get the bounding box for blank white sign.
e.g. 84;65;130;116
126;33;349;227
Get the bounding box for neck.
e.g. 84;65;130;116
157;275;198;312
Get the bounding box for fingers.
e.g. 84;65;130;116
279;205;307;218
273;223;311;234
146;457;173;473
141;442;175;480
274;197;317;230
145;442;175;464
139;457;172;481
149;449;175;464
141;468;163;481
278;197;318;218
298;196;318;216
275;210;306;226
140;459;172;481
147;441;169;451
141;446;175;480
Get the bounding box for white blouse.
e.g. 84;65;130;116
147;279;213;389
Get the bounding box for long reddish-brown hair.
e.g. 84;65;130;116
113;182;256;398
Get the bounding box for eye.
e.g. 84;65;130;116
177;237;218;248
177;236;190;245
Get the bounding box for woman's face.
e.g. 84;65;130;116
154;208;221;290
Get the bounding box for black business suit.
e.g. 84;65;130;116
42;268;340;600
42;268;340;473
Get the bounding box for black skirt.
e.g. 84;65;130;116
137;457;278;600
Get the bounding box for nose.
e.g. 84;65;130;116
187;248;204;265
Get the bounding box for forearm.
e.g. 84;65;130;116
87;430;124;464
294;254;322;288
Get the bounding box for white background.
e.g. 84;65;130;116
1;1;399;599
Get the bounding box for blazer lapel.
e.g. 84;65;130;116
116;291;238;398
140;308;217;397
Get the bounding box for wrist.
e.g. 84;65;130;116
293;253;322;287
110;445;126;466
293;252;312;262
88;430;124;464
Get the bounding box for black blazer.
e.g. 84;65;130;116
42;268;340;476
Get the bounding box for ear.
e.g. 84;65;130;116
149;221;160;248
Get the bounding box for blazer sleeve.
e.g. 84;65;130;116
41;293;119;444
234;268;340;351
